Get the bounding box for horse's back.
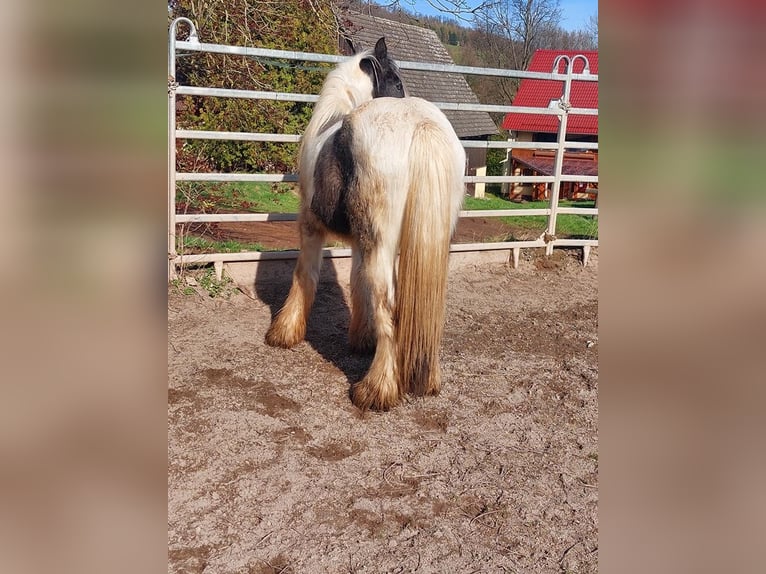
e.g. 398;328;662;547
347;97;465;180
350;97;458;144
306;96;465;238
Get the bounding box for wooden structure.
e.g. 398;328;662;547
509;149;598;202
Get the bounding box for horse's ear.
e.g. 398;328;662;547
374;37;388;61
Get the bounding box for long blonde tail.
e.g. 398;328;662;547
395;121;458;397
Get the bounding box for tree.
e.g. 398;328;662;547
586;13;598;48
478;0;562;72
467;0;560;102
538;25;597;51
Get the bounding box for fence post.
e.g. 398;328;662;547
168;18;199;281
545;56;574;256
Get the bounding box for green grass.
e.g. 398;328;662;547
177;235;268;254
177;181;300;214
464;192;598;239
176;182;301;255
235;182;300;212
170;268;236;299
197;267;234;299
463;192;521;211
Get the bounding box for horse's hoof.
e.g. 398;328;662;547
350;376;399;412
425;383;441;397
265;322;303;348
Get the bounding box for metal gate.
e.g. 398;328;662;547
168;17;598;280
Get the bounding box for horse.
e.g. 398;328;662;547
265;37;466;411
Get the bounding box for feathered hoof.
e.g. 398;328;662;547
425;382;441;397
424;372;442;397
405;363;442;398
265;317;305;349
350;374;400;412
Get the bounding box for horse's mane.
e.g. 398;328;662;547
302;50;378;142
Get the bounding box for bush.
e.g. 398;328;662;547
170;0;338;173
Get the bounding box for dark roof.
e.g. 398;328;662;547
502;50;598;135
340;12;498;139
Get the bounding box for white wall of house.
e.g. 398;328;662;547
473;166;486;198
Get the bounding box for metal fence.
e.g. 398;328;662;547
168;17;598;280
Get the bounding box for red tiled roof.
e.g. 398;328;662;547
501;50;598;135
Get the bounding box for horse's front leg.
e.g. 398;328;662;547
265;216;326;348
350;241;399;411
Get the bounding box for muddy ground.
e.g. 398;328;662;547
168;247;598;573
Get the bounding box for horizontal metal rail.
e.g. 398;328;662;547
462;140;599;150
175;129;598;151
463;175;599;183
556;207;598;215
175;172;599;184
449;240;546;252
176;213;296;223
177;173;299;182
175;206;598;224
176;85;317;102
175;85;595;116
557;175;599;183
461;209;550;217
551;238;598;247
175;40;598;83
175;130;302;142
171;236;596;267
437;101;596;115
176;172;598;184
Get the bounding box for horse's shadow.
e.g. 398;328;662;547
255;257;372;385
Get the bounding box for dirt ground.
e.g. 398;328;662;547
168;247;598;573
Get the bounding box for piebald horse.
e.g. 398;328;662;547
266;38;465;411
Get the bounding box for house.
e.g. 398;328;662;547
339;12;499;197
501;50;598;201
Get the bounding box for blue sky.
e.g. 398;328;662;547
405;0;597;32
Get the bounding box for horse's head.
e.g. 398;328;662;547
359;38;406;99
304;37;406;140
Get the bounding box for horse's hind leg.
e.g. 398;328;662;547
348;246;376;354
350;241;399;410
265;216;326;348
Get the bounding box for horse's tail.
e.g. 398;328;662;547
395;120;461;398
